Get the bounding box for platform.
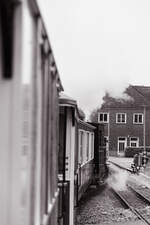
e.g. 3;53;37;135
108;156;133;171
108;156;150;185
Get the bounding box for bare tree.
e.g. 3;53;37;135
78;108;86;121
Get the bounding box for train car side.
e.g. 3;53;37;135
58;94;77;225
89;122;108;183
58;94;101;225
77;120;95;201
0;1;63;225
0;2;107;225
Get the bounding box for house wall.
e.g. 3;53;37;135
145;108;150;147
99;107;150;156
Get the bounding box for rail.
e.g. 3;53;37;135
108;160;132;173
111;186;150;225
128;184;150;205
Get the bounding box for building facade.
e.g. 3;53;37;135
98;85;150;156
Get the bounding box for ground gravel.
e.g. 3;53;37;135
76;184;138;225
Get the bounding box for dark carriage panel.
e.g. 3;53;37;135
88;122;107;181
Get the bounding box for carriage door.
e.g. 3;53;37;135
118;137;127;156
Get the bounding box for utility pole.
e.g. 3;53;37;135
143;105;146;167
108;111;110;158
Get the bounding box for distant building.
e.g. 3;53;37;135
98;85;150;156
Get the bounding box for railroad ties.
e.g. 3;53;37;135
111;185;150;224
109;162;150;225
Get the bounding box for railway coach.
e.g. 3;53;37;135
58;93;107;225
77;120;95;200
0;1;63;225
88;122;108;182
58;93;95;225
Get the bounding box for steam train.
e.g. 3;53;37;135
0;1;107;225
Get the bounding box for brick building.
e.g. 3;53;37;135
98;85;150;156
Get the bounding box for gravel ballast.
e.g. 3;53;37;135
76;185;139;225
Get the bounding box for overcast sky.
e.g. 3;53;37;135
38;0;150;117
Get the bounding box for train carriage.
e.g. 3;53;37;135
0;1;63;225
58;93;77;225
0;2;108;225
77;120;95;201
58;93;104;225
88;122;108;182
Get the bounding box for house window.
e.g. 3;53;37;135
130;137;139;147
133;113;143;124
116;113;126;123
118;137;126;141
98;113;109;123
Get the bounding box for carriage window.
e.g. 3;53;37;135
79;130;84;164
116;113;126;123
0;0;14;78
98;113;109;123
91;133;94;159
133;113;143;124
86;133;89;160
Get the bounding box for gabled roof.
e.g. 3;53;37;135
101;85;150;109
132;85;150;103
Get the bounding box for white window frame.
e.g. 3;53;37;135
133;113;143;124
78;130;84;164
86;132;90;161
130;137;139;148
90;132;94;159
98;112;109;123
116;113;126;124
79;130;95;166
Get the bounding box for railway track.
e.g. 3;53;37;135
108;160;133;173
109;161;150;202
111;184;150;224
108;161;150;224
128;184;150;205
129;179;150;201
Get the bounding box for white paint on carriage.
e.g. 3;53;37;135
65;107;75;225
21;2;34;85
0;2;28;225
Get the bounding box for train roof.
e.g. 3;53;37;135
59;92;77;107
59;92;85;120
78;119;96;130
59;93;95;129
29;0;63;91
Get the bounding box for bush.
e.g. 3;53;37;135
125;147;150;157
125;147;142;157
